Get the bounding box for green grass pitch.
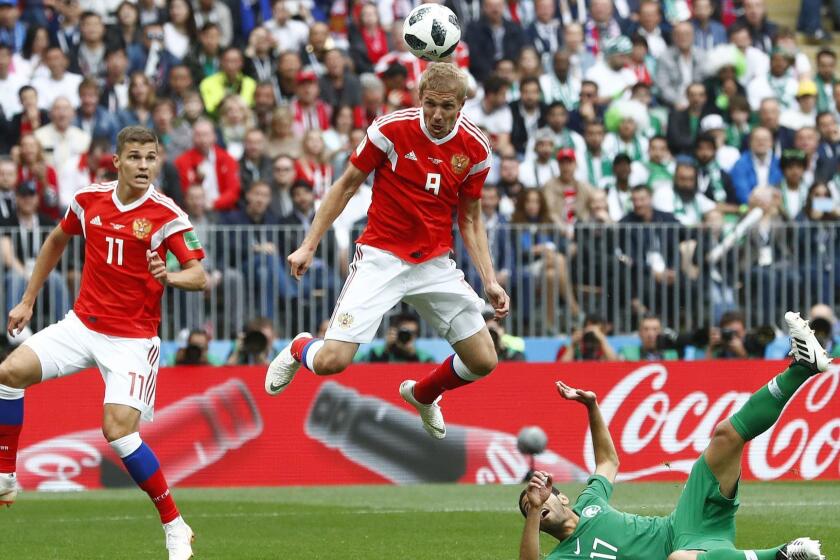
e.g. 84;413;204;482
4;482;839;559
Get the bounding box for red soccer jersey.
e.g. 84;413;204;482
60;181;205;338
349;108;492;263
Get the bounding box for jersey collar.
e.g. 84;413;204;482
419;108;462;145
112;182;154;213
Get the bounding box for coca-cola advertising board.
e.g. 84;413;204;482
15;361;840;491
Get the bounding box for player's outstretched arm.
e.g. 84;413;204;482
457;196;510;319
7;225;71;335
519;471;553;560
556;381;620;483
287;163;368;279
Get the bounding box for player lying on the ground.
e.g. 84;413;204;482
0;127;204;560
518;311;828;560
265;62;510;439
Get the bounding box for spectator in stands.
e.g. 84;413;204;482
0;45;24;120
100;47;129;113
239;127;271;193
137;0;166;27
267;153;295;219
117;72;156;129
796;182;840;300
152;143;184;207
539;101;585;158
519;127;559;189
173;329;222;366
128;22;178;91
252;80;276;133
526;0;563;70
511;188;579;327
349;2;389;74
108;1;142;50
730;126;781;203
226;316;277;366
175;118;241;211
628;0;667;59
272;50;301;105
7;85;47;152
583;0;624;56
727;22;769;87
709;310;750;359
603;112;648;163
793;126;821;185
16;133;59;219
747;47;797;112
183;22;221;87
666;83;708;157
199;47;256;118
517;46;543;83
756;97;793;156
217;94;253;160
465;0;526;83
0;157;14;219
585;36;636;104
52;0;82;56
194;0;233;49
544;148;593;227
691;0;727;51
464;75;513;154
601;153;633;221
478;183;512;288
57;137;113;209
73;11;107;78
34;96;91;173
163;0;197;61
322;105;354;162
621;313;678;361
557;313;618;362
355;72;387;129
380;62;413;112
0;180;70;322
814;111;840;183
813;50;836;113
780;81;818;130
653;159;715;226
291;70;331;135
294;129;332;198
319;49;362;110
698;114;741;172
539;50;579;110
243;26;275;83
300;22;334;76
738;0;777;53
15;25;50;82
361;312;435;363
561;23;595;84
0;0;25;54
644;135;676;190
574;120;607;186
694;132;739;214
32;47;83;110
263;0;308;53
152;98;191;160
267;106;301;159
778;149;810;219
654;22;700;111
74;78;118;147
573;190;621;307
809;303;840;357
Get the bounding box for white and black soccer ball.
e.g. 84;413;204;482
402;3;461;62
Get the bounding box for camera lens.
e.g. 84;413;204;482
396;327;416;344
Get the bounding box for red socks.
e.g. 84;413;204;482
0;423;21;473
138;470;180;524
412;355;473;404
291;336;314;362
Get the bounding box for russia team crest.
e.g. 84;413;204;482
132;218;152;240
450;154;470;174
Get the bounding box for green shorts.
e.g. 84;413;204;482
669;454;740;552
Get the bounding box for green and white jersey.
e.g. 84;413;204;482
547;475;671;560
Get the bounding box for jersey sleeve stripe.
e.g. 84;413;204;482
460;118;492;155
376;107;420;126
150;215;193;251
367;122;398;171
150;192;187;217
467;157;492;176
68;198;86;237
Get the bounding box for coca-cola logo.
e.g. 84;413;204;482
587;364;840;481
19;436;102;491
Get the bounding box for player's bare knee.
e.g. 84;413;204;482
461;350;497;376
713;420;744;448
667;551;701;560
0;358;27;389
102;422;135;442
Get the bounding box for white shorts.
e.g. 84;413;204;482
325;244;486;345
23;311;161;421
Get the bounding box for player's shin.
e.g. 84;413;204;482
413;355;483;404
729;363;812;442
0;384;24;475
697;545;783;560
109;432;181;524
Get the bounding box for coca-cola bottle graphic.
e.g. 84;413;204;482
305;381;588;484
17;378;263;491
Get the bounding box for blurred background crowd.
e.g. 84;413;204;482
0;0;838;365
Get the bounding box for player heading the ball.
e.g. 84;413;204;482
0;125;205;559
266;62;510;439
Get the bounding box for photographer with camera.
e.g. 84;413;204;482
708;310;775;359
226;317;277;365
484;308;525;362
809;303;840;358
362;313;436;363
174;328;224;366
557;313;618;362
620;313;679;361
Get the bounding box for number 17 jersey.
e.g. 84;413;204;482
547;475;672;560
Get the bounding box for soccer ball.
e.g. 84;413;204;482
517;426;548;455
402;3;461;62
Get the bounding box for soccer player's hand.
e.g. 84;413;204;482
485;282;510;319
147;250;168;285
287;246;315;279
555;380;597;407
525;471;553;509
7;301;33;337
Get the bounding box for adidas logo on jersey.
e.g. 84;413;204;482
90;215;102;226
405;151;417;161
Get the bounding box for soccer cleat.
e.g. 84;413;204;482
0;473;17;508
776;537;825;560
164;518;195;560
785;312;832;373
265;332;312;396
399;380;446;439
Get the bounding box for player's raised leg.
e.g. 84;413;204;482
0;345;42;506
703;311;831;498
669;537;825;560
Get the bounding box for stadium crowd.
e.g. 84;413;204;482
0;0;839;360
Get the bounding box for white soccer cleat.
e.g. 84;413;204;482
164;518;195;560
785;312;832;373
0;472;17;508
265;332;311;396
777;537;825;560
399;380;446;439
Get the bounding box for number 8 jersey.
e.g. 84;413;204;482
60;182;205;338
349;107;492;264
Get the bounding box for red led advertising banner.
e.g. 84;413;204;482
14;361;840;490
